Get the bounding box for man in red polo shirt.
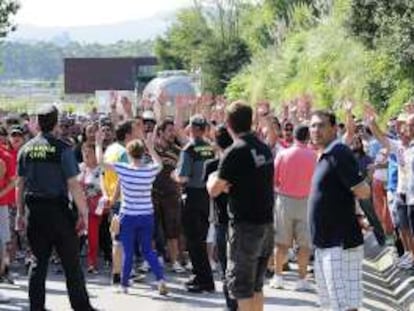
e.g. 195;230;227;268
5;126;25;263
0;139;15;281
271;125;317;291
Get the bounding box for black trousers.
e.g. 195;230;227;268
216;223;238;311
182;188;213;285
99;212;112;262
25;196;92;311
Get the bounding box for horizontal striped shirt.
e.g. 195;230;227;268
114;162;160;216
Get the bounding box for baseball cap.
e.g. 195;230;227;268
189;114;207;128
142;110;156;122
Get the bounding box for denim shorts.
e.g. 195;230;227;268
227;222;274;299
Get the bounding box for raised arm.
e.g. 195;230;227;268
95;128;116;172
342;100;356;146
364;103;391;151
145;127;163;170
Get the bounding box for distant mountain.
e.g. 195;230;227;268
8;11;177;44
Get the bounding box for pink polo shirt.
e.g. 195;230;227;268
274;142;317;199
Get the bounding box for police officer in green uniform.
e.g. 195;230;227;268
175;115;215;292
15;105;95;311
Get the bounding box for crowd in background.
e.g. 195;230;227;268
0;95;412;311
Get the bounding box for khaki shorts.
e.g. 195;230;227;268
274;195;310;248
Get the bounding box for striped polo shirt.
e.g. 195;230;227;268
114;162;160;216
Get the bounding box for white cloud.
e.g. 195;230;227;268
15;0;191;27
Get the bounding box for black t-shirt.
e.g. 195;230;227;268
204;158;229;225
218;133;274;224
308;142;364;249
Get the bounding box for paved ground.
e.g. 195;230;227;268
0;260;400;311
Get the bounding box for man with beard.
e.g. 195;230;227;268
153;118;185;273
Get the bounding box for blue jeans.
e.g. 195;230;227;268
119;214;163;287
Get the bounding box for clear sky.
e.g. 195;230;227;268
15;0;192;27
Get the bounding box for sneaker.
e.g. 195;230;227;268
88;267;99;275
185;261;193;271
138;261;150;273
269;275;284;289
210;261;217;273
396;253;411;265
121;286;129;294
295;279;313;292
158;281;169;296
397;254;414;269
0;291;10;303
112;284;122;293
171;262;186;274
132;273;146;283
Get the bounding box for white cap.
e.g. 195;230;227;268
142;110;156;121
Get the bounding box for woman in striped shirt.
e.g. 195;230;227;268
95;129;168;295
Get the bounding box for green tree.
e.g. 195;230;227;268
155;1;253;94
202;36;250;94
348;0;414;71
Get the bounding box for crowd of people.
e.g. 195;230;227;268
0;96;411;311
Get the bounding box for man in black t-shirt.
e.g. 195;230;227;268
308;110;371;311
208;102;274;311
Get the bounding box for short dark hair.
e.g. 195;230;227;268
115;120;134;142
226;101;252;134
215;124;233;150
294;125;309;142
311;110;336;126
38;105;58;133
126;139;145;159
158;118;174;133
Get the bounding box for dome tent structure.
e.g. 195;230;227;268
142;71;198;121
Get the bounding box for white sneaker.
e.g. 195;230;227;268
112;285;122;293
269;275;284;289
210;261;217;272
171;262;186;273
295;279;313;292
139;261;150;273
185;261;193;271
121;286;129;294
396;253;411;265
397;254;414;269
0;292;10;303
